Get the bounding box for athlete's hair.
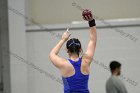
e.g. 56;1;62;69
110;61;121;71
66;38;81;56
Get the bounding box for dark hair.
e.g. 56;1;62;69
66;38;81;56
110;61;121;71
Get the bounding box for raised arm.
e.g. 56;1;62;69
82;10;97;65
85;26;96;62
49;30;71;68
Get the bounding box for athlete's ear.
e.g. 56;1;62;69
80;48;83;53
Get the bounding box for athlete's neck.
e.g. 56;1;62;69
112;72;119;76
69;54;79;61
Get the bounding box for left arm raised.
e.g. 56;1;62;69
49;31;71;68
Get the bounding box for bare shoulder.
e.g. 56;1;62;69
59;59;75;77
59;58;72;69
60;58;69;67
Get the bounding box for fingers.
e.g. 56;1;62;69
65;31;71;40
66;28;69;32
82;9;93;21
66;28;71;37
83;16;86;20
61;28;71;41
83;15;93;21
83;15;91;21
68;33;71;38
88;15;93;21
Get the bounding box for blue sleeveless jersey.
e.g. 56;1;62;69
62;57;90;93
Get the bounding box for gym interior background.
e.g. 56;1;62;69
0;0;140;93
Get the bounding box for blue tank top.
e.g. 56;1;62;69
62;57;90;93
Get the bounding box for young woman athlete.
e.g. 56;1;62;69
49;10;97;93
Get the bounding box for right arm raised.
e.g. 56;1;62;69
82;10;97;65
84;26;97;64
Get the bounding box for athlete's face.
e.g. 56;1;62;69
116;67;121;76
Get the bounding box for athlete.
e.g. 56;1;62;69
49;9;97;93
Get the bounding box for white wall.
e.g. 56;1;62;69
26;0;140;24
8;0;28;93
26;19;140;93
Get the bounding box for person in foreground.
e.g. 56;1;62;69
106;61;128;93
49;10;96;93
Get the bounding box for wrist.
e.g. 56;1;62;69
88;19;96;27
